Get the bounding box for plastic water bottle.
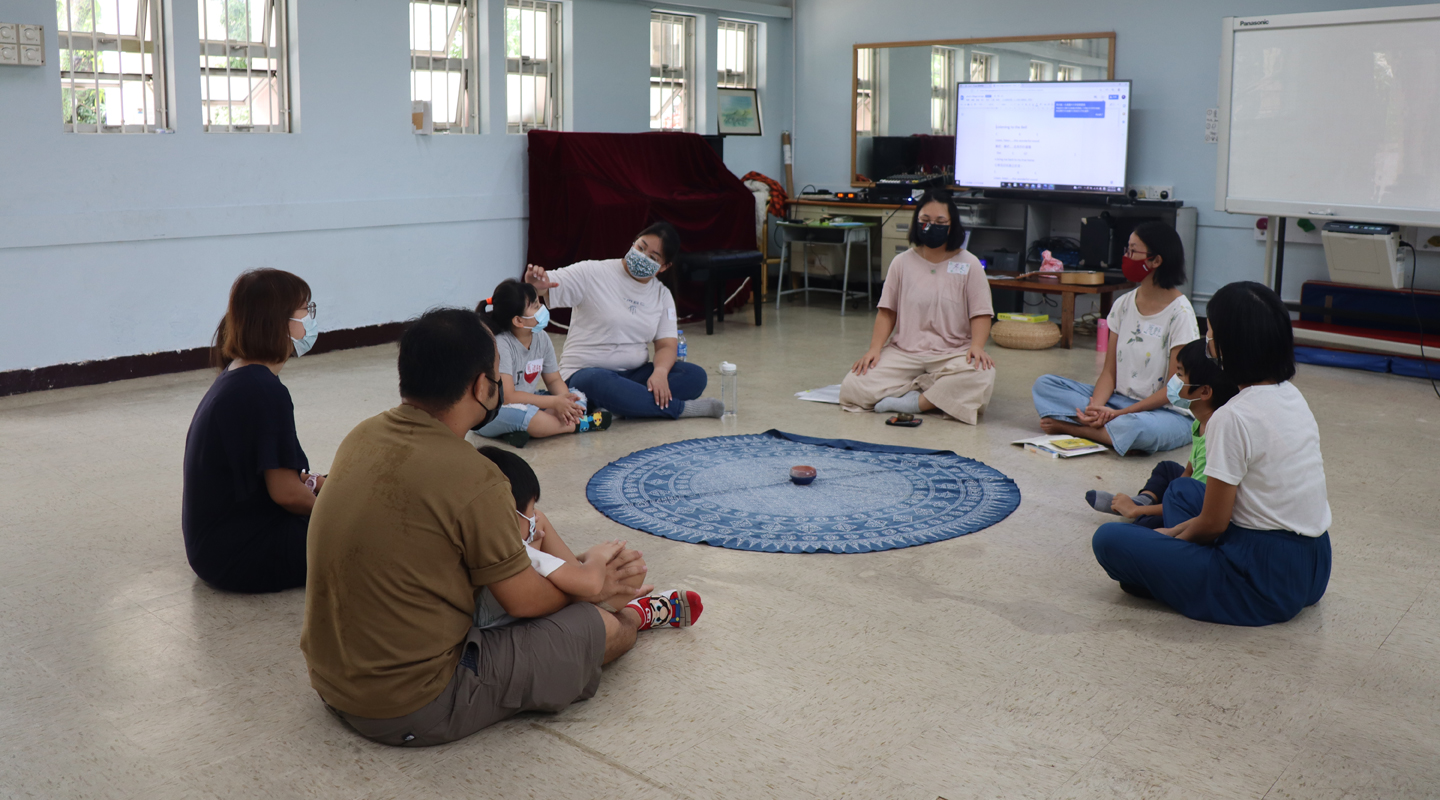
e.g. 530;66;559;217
1097;320;1109;352
718;361;738;419
677;331;688;362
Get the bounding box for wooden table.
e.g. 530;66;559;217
986;273;1136;349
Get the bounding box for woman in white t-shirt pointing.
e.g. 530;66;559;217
1092;282;1331;626
523;222;723;420
1031;222;1198;455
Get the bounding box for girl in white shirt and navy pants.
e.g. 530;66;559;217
1091;281;1332;626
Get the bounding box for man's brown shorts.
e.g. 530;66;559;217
333;603;605;746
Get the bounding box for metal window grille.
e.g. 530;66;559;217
412;0;478;134
649;12;694;132
1029;60;1054;82
1058;64;1082;81
930;46;955;135
506;0;560;133
57;0;170;133
716;19;756;89
199;0;290;132
855;47;876;136
969;52;993;83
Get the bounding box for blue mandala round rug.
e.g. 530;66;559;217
586;429;1021;553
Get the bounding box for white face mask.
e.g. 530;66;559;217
517;509;538;544
291;315;320;357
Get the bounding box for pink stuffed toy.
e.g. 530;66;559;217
1039;249;1065;272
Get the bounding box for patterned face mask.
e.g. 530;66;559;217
517;509;538;544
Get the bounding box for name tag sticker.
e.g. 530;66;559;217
668;308;677;321
947;262;970;275
1143;323;1165;338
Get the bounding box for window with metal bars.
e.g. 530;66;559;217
930;46;955;135
716;19;756;90
506;0;561;133
57;0;170;133
854;47;877;137
198;0;290;132
411;0;478;134
1058;64;1083;81
969;52;994;83
1029;60;1054;82
649;12;694;132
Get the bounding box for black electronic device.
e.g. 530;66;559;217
869;136;920;183
834;190;862;201
871;173;945;205
980;249;1021;272
885;413;922;427
1321;221;1400;235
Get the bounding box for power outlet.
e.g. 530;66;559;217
1127;185;1174;201
1413;227;1440;251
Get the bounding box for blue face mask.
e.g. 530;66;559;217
291;315;320;357
1166;374;1195;409
522;305;550;332
625;248;662;279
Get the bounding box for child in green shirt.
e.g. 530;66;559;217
1086;339;1238;527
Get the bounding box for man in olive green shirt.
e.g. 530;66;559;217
301;308;650;745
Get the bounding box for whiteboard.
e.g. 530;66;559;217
1216;4;1440;226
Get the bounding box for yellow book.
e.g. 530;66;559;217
997;312;1049;323
1047;437;1099;451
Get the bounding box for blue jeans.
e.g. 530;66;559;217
1031;374;1192;456
566;361;708;419
1091;478;1332;626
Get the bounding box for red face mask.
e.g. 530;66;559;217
1121;255;1153;283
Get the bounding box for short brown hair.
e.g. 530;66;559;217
212;269;311;368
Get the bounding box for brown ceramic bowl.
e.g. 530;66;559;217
789;465;817;485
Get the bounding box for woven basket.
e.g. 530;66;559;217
991;319;1061;350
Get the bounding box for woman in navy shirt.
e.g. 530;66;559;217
182;269;322;593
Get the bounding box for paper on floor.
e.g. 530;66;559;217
794;384;843;404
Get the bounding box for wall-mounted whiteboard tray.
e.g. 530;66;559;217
1216;4;1440;227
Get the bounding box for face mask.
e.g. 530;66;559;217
1120;255;1153;283
291;315;320;357
517;509;538;544
521;305;550;332
915;222;950;249
1206;334;1223;369
625;248;662;279
1166;374;1195;409
471;375;504;432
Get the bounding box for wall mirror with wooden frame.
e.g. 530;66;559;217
852;33;1115;186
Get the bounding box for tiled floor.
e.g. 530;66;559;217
2;301;1438;800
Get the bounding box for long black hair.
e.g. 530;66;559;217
1206;281;1296;385
637;220;682;265
477;278;537;335
908;189;968;251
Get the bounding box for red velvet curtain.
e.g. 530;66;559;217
526;131;757;318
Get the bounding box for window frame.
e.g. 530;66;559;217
410;0;480;134
198;0;293;133
505;0;562;133
1029;59;1055;82
649;11;696;132
969;51;995;83
930;45;956;135
716;18;757;90
57;0;171;133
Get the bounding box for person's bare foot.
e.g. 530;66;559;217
1039;417;1064;434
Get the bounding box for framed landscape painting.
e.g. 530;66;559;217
718;88;762;135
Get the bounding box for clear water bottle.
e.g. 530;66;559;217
677;330;688;362
718;361;738;419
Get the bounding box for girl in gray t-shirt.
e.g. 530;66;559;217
475;279;611;446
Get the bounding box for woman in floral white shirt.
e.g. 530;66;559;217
1030;222;1198;455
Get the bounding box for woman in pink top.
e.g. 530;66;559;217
839;190;997;425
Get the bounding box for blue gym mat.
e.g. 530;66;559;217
586;430;1021;553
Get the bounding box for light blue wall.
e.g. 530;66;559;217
790;0;1440;309
0;0;791;374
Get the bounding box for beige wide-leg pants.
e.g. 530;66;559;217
839;346;996;425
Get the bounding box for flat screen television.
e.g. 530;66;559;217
953;80;1131;194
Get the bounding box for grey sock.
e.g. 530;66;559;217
680;398;725;418
874;391;922;414
1086;490;1119;515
